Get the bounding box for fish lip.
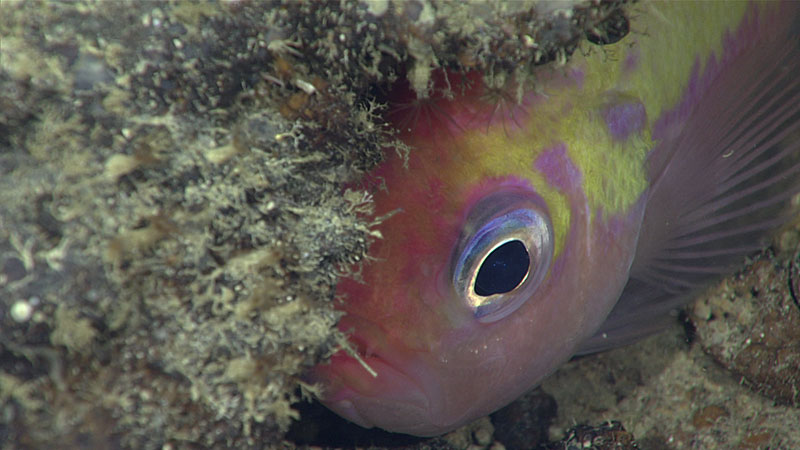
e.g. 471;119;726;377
321;350;452;435
317;310;464;434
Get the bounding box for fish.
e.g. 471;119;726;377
311;1;800;436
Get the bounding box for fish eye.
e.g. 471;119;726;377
452;194;553;323
474;240;530;296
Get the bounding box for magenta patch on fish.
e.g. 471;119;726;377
623;48;640;73
603;101;646;141
569;69;585;90
534;143;582;192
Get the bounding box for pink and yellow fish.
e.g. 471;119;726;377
312;1;800;436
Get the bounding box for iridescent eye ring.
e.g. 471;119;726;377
452;192;554;322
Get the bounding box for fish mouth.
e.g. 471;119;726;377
312;315;456;436
319;352;443;435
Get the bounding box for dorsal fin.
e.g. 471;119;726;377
579;7;800;354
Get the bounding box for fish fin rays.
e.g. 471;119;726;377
576;279;688;355
578;9;800;355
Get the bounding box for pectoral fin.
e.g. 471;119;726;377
580;6;800;353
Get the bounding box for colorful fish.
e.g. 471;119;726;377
312;1;800;436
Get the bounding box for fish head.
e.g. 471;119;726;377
312;69;651;436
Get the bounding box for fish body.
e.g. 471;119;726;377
313;1;800;436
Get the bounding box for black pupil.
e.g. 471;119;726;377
474;240;530;296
